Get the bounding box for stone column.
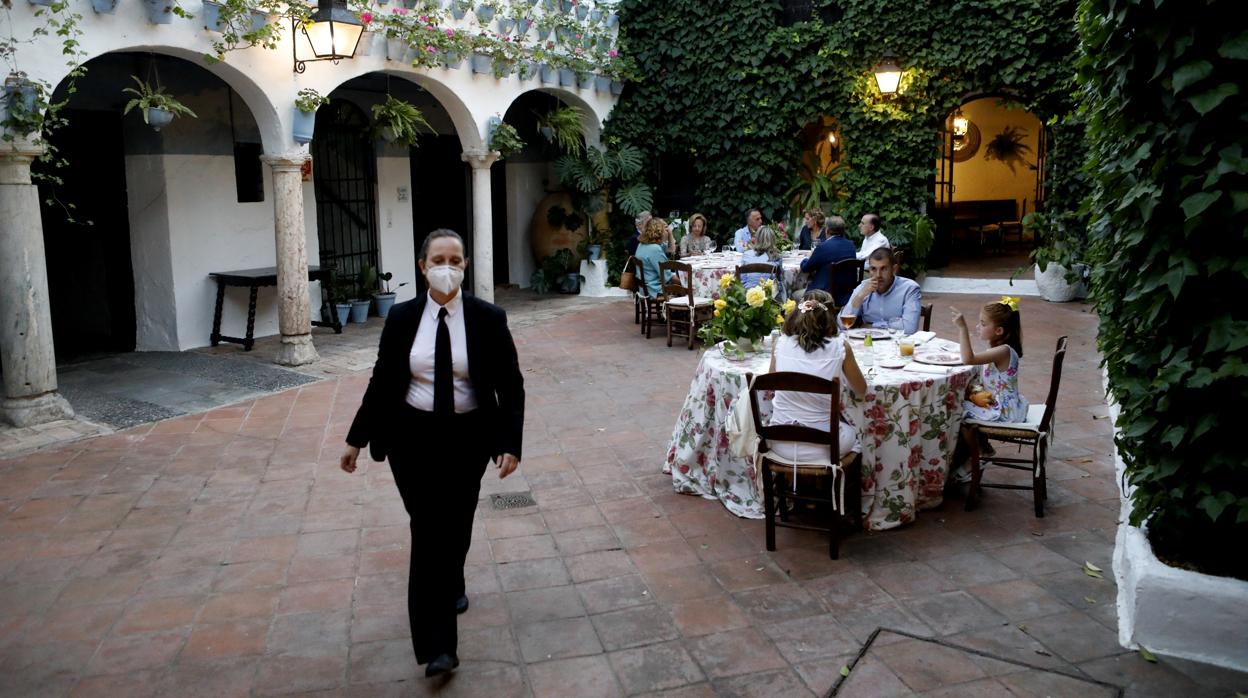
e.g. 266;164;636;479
0;139;74;426
261;153;318;366
461;148;500;302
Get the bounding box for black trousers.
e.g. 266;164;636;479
387;405;489;665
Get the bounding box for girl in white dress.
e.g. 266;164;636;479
767;290;868;464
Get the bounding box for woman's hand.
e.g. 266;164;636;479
950;306;967;330
495;453;519;479
340;445;360;474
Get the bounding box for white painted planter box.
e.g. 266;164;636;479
1108;370;1248;672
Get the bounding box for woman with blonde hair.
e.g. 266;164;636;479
679;213;716;257
766;289;867;464
635;217;672;298
739;226;783;291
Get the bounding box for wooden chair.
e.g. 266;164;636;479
963;336;1069;517
624;255;643;325
749;372;862;559
660;261;713;349
921;303;932;332
626;255;665;338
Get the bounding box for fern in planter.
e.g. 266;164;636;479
371;95;432;147
535;105;585;154
983;125;1035;175
122;76;197;129
489;120;526;159
784;155;847;221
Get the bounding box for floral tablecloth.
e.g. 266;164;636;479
664;338;976;530
682;252;807;301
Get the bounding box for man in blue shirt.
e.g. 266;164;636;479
733;208;763;251
799;216;858;307
839;247;923;334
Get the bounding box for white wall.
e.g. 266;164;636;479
951;98;1043;212
125;155;179;351
506;162;548;288
375;156;419;304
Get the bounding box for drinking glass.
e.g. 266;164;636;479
706;240;717;254
840;314;856;331
888;317;904;351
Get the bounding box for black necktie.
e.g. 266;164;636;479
434;307;453;415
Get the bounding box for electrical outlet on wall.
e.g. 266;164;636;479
397;186;409;202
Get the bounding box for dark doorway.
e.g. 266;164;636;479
410;134;471;295
37;108;136;358
313;100;380;290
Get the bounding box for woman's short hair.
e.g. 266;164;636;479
752;227;781;260
782;289;836;352
687;213;708;234
640;217;667;244
635;211;652;229
419;229;465;262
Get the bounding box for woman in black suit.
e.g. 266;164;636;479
340;229;524;678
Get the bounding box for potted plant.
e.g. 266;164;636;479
983;125;1036;175
122;76;197;132
92;0;119;13
698;275;790;353
475;0;502;23
292;88;328;145
2;73;43;137
144;0;176;24
373;271;407;318
349;266;376;323
450;0;471;19
1026;211;1088;302
535;105;584;153
329;277;353;327
529;248;582;294
371;94;432;148
489;118;525;159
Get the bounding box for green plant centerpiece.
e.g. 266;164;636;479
489;119;526;159
371;95;432;147
122;76;197;129
697;274;794;353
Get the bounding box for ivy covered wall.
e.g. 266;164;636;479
605;0;1085;260
1081;0;1247;577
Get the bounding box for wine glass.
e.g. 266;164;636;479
706;240;717;254
887;317;904;356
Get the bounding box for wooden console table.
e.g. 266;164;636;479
208;265;341;351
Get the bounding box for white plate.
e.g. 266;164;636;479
913;351;962;366
845;328;892;340
876;356;910;369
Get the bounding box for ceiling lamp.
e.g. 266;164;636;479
293;0;364;73
952;109;969;138
872;51;902;97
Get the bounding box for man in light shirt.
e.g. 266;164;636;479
733;208;763;251
855;213;890;266
840;247;922;334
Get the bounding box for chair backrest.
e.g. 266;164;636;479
748;372;841;457
735;262;780;289
1038;335;1069;433
921;303;932;332
830;257;862;301
659;260;694;302
623;255;647;297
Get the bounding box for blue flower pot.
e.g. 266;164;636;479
559;68;576;86
443;52;465;69
334;303;351;327
611;80;624;95
540;64;558;84
475;5;494;22
387;38;407;61
250;10;267;30
606;12;618;27
292;108;315;144
560;0;572;12
144;0;174;23
146;107;175;131
203;1;224;31
537;25;551;40
471;52;492;74
575;4;588;20
587;244;602;261
516;18;532;35
91;0;118;13
451;6;465;18
577;72;594;89
589;8;602;22
497;17;514;33
373;293;397;318
349;299;370;324
595;75;610;92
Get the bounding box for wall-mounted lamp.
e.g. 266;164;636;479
293;0;364;73
951;108;969;139
872;51;902;97
827;133;837;145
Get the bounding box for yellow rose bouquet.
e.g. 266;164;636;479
698;275;792;349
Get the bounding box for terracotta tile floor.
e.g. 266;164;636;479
2;295;1246;697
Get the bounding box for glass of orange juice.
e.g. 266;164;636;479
899;339;915;357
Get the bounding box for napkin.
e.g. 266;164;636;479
902;362;957;375
905;331;936;345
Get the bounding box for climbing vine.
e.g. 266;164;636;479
606;0;1086;274
1080;0;1248;578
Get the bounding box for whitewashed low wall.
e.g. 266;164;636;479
1108;369;1248;672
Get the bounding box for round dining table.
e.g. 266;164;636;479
663;336;977;531
680;251;808;300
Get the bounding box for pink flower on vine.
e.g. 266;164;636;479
608;48;617;58
360;11;372;23
391;7;407;14
426;45;437;53
575;33;581;39
574;47;583;54
546;41;555;50
445;28;455;37
419;15;427;22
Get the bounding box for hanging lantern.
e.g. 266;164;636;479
952;108;969;139
293;0;364;73
872;51;902;97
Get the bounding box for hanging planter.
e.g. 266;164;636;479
400;0;417;7
334;303;351;327
541;0;555;10
451;5;466;18
442;51;466;70
560;0;572;12
145;107;175;131
526;0;538;5
577;72;594;90
202;1;225;30
249;9;267;31
387;37;407;61
26;0;53;5
471;52;493;74
559;67;576;86
540;64;558;85
606;12;618;27
497;17;515;33
292;108;316;144
91;0;119;13
589;7;602;22
594;74;610;92
144;0;176;23
515;18;532;35
537;25;551;40
475;5;495;22
574;4;588;21
122;76;197;132
610;80;623;95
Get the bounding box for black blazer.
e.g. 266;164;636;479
346;294;525;463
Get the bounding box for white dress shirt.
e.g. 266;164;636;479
856;230;890;265
407;292;477;412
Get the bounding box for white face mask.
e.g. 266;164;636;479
425;264;464;295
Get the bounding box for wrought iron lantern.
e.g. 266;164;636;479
293;0;364;73
872;51;902;97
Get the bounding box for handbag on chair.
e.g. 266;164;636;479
619;268;637;291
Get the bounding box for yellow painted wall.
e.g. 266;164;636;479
949;98;1042;216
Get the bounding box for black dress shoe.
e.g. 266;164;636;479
455;594;469;615
425;653;459;678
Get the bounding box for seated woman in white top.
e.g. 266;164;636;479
767;290;868;464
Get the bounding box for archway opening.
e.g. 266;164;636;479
37;51;265;358
930;96;1045;273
